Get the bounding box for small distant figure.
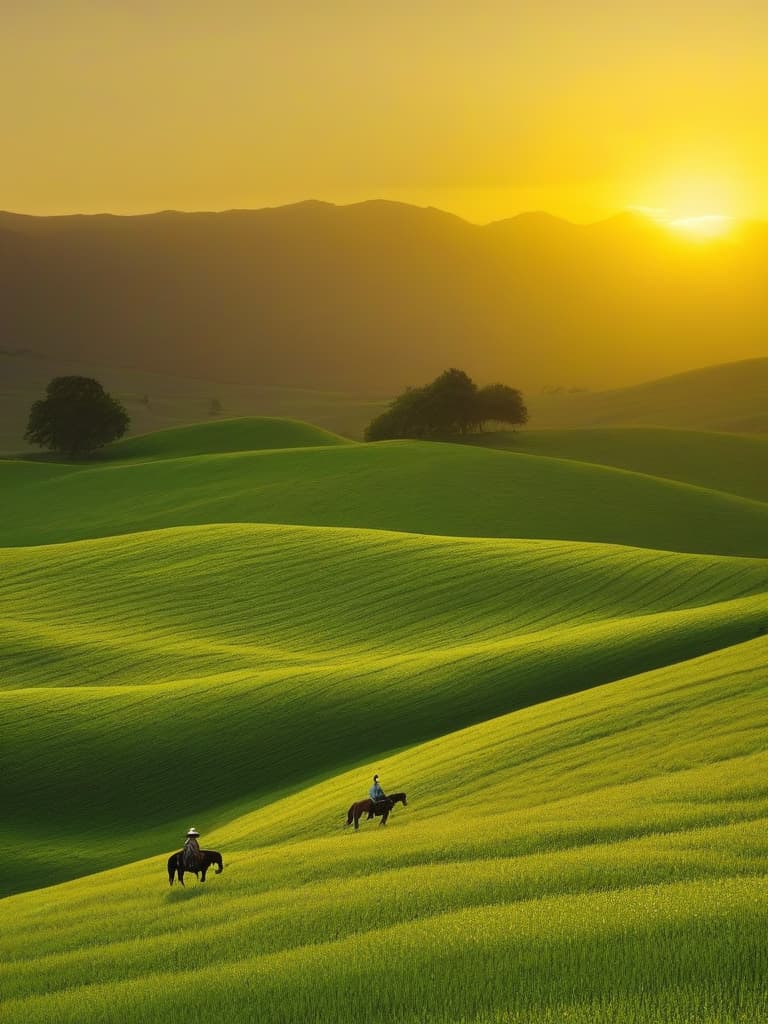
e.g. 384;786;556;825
168;841;224;886
182;827;202;871
345;777;408;830
208;397;222;416
369;774;387;804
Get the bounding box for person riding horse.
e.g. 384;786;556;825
182;827;203;871
369;774;387;809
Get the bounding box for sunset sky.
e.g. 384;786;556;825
3;1;767;224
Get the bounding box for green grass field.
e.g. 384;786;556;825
468;427;768;503
1;417;766;1023
4;432;768;554
100;417;353;461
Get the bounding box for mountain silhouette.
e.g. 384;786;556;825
1;201;766;392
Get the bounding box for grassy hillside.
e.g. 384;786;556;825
529;358;768;434
100;417;353;460
2;523;767;894
2;412;765;1022
4;439;768;555
1;635;766;1023
469;427;768;502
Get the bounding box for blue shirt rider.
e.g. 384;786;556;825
369;774;387;804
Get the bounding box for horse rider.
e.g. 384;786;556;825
369;774;387;806
182;827;202;870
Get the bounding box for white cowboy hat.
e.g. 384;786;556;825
186;828;200;836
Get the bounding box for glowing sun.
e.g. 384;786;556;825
666;214;734;239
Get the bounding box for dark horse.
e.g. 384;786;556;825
345;792;407;831
167;848;224;886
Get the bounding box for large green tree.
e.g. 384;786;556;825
476;383;528;430
365;369;526;441
364;386;432;441
25;376;130;458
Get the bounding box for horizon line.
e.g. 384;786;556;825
2;198;761;231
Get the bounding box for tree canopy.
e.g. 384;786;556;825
25;376;130;458
365;369;527;441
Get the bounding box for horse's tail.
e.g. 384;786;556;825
345;803;355;826
168;853;178;886
214;852;223;874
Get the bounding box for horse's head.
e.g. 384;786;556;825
390;792;407;807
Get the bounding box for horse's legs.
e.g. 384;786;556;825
200;867;208;882
380;809;390;826
178;868;185;887
354;811;360;831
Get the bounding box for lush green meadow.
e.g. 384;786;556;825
101;416;352;461
470;427;768;502
2;638;766;1022
4;430;768;554
1;417;766;1022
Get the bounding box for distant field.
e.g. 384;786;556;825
528;357;768;433
4;355;768;456
4;438;768;554
0;353;382;451
2;415;766;1023
469;427;768;502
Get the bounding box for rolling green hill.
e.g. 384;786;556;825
1;634;766;1023
100;417;353;461
2;415;766;1023
529;357;768;434
469;427;768;503
4;439;768;555
2;522;767;894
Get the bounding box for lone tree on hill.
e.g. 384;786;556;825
25;376;130;458
476;383;528;429
364;369;527;441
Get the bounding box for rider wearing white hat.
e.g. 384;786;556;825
183;827;201;869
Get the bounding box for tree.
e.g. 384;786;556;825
424;368;479;434
364;386;431;441
364;369;527;441
476;383;528;430
25;376;130;458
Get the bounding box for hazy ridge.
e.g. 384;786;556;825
2;201;767;397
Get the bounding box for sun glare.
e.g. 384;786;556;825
666;214;733;239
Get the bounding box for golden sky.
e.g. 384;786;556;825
3;2;767;223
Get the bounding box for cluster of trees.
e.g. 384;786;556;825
365;369;527;441
25;376;130;458
23;369;527;457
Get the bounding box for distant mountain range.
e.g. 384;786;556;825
1;200;767;392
